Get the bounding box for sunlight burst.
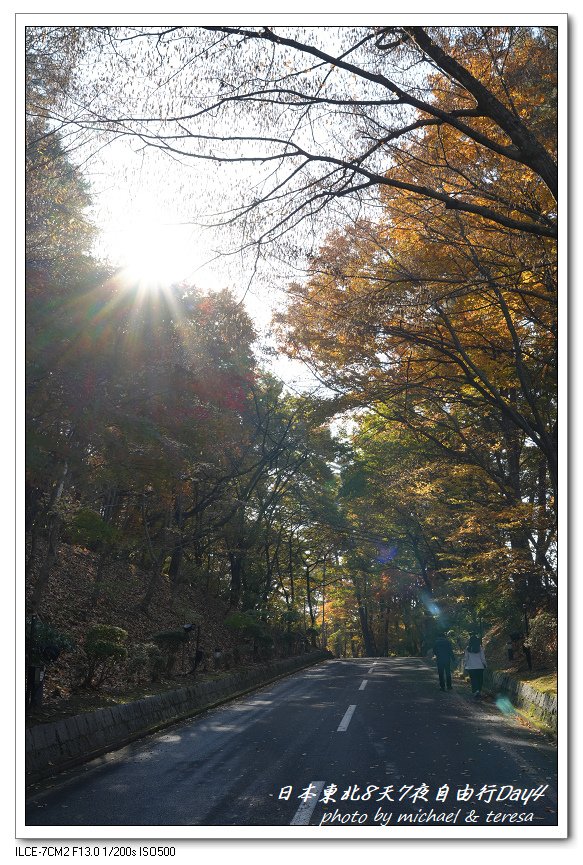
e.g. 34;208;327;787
116;219;195;290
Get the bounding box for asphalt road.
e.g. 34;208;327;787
25;657;558;829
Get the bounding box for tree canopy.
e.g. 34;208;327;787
24;24;559;691
31;27;556;250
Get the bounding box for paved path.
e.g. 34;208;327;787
25;658;558;829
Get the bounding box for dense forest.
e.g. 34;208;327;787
24;25;558;709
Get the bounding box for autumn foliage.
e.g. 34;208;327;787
25;26;559;707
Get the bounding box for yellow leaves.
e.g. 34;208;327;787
273;30;557;615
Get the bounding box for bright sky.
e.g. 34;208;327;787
86;127;321;392
40;15;567;400
70;23;406;297
68;27;351;395
88;138;261;299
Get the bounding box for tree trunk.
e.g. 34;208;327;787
168;494;185;591
168;545;184;588
355;593;378;656
305;565;317;646
382;604;390;657
30;513;61;610
229;551;244;609
29;461;69;608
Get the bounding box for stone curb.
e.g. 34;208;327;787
483;669;557;733
26;651;331;786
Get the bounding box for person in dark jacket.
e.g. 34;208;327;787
433;632;456;691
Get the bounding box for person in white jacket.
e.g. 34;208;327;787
463;634;487;697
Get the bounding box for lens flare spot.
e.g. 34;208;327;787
495;695;516;716
376;544;398;564
419;590;441;617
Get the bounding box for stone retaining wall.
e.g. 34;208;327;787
26;651;330;785
484;669;557;732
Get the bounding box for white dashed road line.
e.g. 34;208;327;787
290;781;325;825
337;704;357;731
359;680;368;690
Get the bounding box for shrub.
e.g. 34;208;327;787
305;626;320;647
63;509;120;551
151;629;191;674
145;643;166;681
226;611;273;660
225;611;264;639
26;617;74;666
126;641;166;683
125;642;149;682
83;624;128;688
283;609;302;625
233;643;253;664
528;612;558;670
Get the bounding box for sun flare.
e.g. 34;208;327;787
116;219;195;289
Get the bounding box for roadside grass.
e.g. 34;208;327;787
518;672;557;695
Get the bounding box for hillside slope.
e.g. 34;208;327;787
25;541;254;720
